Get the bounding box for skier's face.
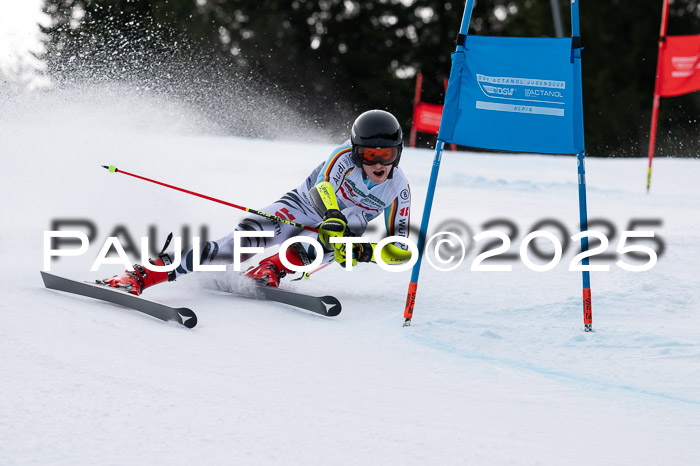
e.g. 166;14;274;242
356;146;397;184
363;161;390;184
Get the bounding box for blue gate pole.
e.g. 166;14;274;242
577;152;593;331
402;0;476;327
571;0;593;331
403;141;445;326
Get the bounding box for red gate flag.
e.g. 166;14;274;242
409;72;456;151
412;102;443;134
647;0;700;191
657;34;700;97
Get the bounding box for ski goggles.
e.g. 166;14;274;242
356;146;400;166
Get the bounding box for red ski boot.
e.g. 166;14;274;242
245;244;307;287
101;254;175;295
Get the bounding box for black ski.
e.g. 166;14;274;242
40;272;198;328
243;284;341;317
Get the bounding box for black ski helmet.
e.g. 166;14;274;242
350;110;403;179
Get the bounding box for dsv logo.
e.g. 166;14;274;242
483;85;515;96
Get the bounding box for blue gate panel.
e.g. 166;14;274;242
438;36;583;155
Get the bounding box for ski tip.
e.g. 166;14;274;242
102;164;118;173
320;296;342;317
175;308;198;328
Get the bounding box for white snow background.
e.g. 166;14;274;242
1;85;699;465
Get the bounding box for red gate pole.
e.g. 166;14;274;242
647;0;670;192
410;72;424;147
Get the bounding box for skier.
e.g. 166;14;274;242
102;109;412;295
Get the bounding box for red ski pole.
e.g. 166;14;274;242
103;165;319;233
291;262;332;281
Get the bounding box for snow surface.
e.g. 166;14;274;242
1;89;699;465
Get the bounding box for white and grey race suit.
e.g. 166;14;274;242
173;141;411;276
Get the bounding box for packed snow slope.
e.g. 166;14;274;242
1;91;699;465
